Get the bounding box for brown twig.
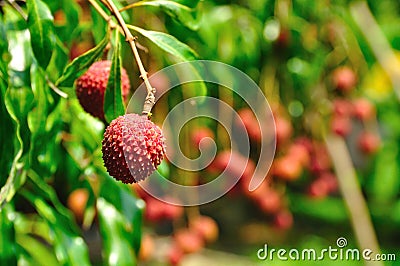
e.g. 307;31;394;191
99;0;156;116
324;134;383;266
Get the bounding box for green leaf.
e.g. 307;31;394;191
290;194;348;223
21;189;91;266
123;0;200;30
97;198;137;266
104;32;125;123
174;0;200;8
99;176;144;253
128;25;197;61
16;234;59;266
56;33;109;87
27;0;55;69
0;203;18;266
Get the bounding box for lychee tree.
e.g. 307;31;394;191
0;0;200;265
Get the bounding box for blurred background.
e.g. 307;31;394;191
1;0;400;265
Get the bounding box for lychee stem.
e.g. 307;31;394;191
90;0;156;116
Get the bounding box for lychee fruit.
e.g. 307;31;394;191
236;108;261;142
274;209;293;230
352;98;375;121
138;234;154;261
358;131;380;154
102;113;166;183
331;114;352;137
273;155;302;181
174;229;204;254
67;188;89;224
76;60;131;121
189;216;219;243
331;66;357;92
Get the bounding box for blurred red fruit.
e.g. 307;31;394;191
174;229;204;254
273;156;302;181
308;178;330;199
358;132;381;154
191;127;215;148
332;66;357;92
70;41;93;60
274;210;293;230
237;108;261;142
162;200;184;220
209;151;255;180
256;188;282;214
67;188;89;224
331;115;352;136
287;143;310;167
139;234;154;261
352;98;375;121
310;144;331;173
168;245;184;266
319;172;338;193
333;99;353;116
189;216;219;243
144;198;165;222
275;116;293;145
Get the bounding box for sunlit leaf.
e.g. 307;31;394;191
27;0;55;69
56;33;109;87
0;203;18;266
97;197;137;266
122;0;200;30
128;25;197;61
104;32;125;123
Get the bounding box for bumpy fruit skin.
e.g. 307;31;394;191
76;60;131;121
102;113;166;183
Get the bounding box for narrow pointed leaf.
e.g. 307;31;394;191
104;33;125;123
129;25;197;61
27;0;54;69
56;34;109;87
122;0;200;30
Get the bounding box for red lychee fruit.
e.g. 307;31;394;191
331;66;357;92
308;177;330;199
189;216;219;243
67;188;89;224
333;99;353;116
287;143;310;167
209;151;255;181
273;155;302;181
331;115;352;137
138;234;154;261
274;209;293;230
167;244;184;266
144;197;165;222
102;113;166;183
191;127;215;148
358;132;380;154
174;229;204;254
352;98;375;121
76;60;131;121
275;116;293;145
236;108;261;142
255;188;282;214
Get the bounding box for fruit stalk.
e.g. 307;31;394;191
90;0;156;116
324;134;383;266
